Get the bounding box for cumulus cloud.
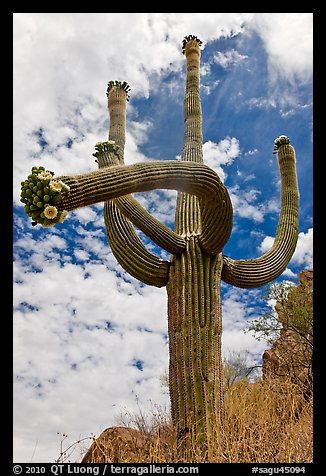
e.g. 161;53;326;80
250;13;313;84
203;137;240;182
222;287;267;362
291;227;313;267
258;235;274;254
229;186;264;223
13;254;169;462
258;227;313;269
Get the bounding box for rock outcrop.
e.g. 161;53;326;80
81;425;172;463
81;426;149;463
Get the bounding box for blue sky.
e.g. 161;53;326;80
13;13;313;462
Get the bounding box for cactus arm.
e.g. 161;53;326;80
57;160;233;254
101;83;185;284
175;36;203;241
104;200;169;287
174;35;234;257
94;143;169;287
113;195;186;255
104;85;186;255
221;140;299;288
96;145;186;255
96;86;170;286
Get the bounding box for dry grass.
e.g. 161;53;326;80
221;377;313;462
76;376;312;463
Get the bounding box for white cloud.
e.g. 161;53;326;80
222;287;267;361
203;137;240;182
72;207;100;226
13;13;312;201
213;49;248;68
13;255;169;462
229;186;264;223
250;13;313;84
258;227;313;269
291;227;313;267
244;148;258;157
258;235;274;254
74;249;90;262
281;268;297;279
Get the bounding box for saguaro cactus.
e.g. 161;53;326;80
20;35;299;461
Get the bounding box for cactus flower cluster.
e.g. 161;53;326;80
273;135;290;153
106;80;131;101
20;166;70;227
182;34;202;53
93;140;120;158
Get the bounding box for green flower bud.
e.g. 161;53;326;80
33;186;38;193
37;201;43;208
37;182;43;190
24;205;30;213
37;190;43;198
52;193;62;203
30;204;37;211
43;195;50;202
29;183;34;190
44;186;49;194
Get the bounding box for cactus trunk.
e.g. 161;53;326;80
167;249;224;460
166;36;224;461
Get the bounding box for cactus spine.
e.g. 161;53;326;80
22;35;299;462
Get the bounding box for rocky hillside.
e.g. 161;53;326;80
262;270;313;398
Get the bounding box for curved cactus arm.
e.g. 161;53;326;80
221;138;299;288
56;160;233;254
95;145;186;255
104;200;169;287
94;142;170;287
113;195;186;255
